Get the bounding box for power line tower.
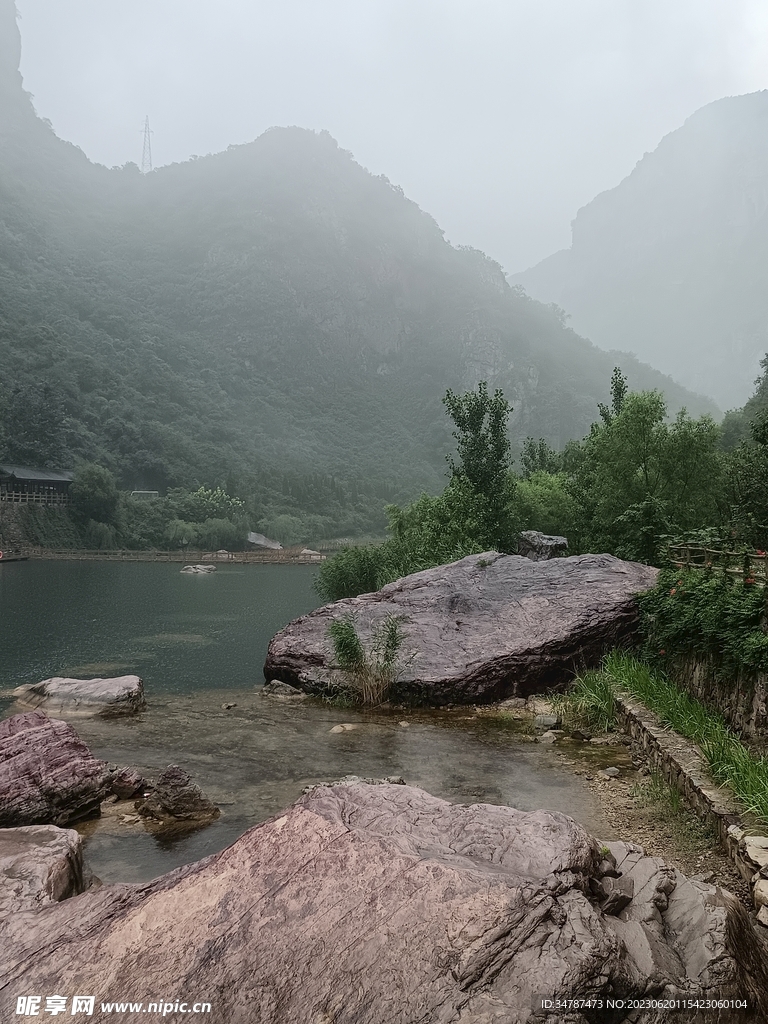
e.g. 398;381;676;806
140;116;153;174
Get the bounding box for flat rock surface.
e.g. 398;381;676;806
1;783;764;1023
265;551;659;703
0;825;85;915
12;675;146;717
0;711;111;826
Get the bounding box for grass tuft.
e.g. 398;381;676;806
327;613;409;706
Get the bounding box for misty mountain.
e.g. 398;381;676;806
0;0;715;535
512;92;768;410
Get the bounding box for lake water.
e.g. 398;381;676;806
0;560;611;882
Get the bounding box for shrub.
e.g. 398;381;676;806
638;566;768;676
327;613;408;705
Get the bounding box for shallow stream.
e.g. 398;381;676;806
0;560;611;882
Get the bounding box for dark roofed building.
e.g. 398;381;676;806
0;465;74;505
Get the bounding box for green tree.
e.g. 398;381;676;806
70;463;119;525
442;381;516;550
0;382;70;468
571;386;723;562
520;437;562;478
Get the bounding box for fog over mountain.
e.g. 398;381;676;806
14;0;768;275
513;93;768;409
0;0;717;536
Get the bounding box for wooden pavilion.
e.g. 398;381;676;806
0;465;74;505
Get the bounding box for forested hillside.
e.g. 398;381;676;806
0;0;715;538
512;92;768;410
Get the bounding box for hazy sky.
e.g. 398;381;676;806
14;0;768;273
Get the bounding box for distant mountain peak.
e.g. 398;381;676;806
512;91;768;408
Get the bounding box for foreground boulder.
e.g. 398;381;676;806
1;783;764;1023
0;711;110;827
134;765;220;833
12;675;146;717
0;825;85;915
265;551;658;703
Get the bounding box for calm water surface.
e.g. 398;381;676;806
0;560;612;882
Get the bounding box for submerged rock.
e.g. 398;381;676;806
265;551;658;704
0;825;85;915
1;783;765;1022
12;675;146;717
134;765;219;832
0;711;110;827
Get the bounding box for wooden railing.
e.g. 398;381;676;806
0;491;71;505
668;543;768;585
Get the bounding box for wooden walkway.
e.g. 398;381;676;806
13;548;325;564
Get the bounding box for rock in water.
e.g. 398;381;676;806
265;551;658;703
134;765;220;832
0;825;85;915
517;529;568;560
108;766;145;800
1;784;765;1022
0;712;110;827
12;675;146;717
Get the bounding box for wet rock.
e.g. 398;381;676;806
754;879;768;909
498;696;527;710
134;765;219;831
0;825;85;915
329;723;361;733
538;729;563;744
221;702;237;710
517;529;568;561
602;766;620;777
108;766;145;800
260;680;304;698
0;712;110;827
571;729;592;741
265;552;658;705
180;564;216;573
533;713;559;729
1;783;766;1022
12;675;146;717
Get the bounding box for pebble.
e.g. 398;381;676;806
330;723;361;734
398;721;410;727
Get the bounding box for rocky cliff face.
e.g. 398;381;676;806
513;92;768;408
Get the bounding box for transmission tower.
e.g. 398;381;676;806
140;116;153;174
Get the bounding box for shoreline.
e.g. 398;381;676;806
3;548;325;564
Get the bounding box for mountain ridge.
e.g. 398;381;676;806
512;91;768;409
0;0;717;536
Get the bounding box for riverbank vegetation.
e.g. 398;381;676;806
327;613;408;705
558;652;768;826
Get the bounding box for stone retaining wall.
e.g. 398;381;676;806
671;655;768;742
615;694;768;923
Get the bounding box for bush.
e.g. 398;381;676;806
327;613;408;705
638;566;768;676
70;463;119;525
